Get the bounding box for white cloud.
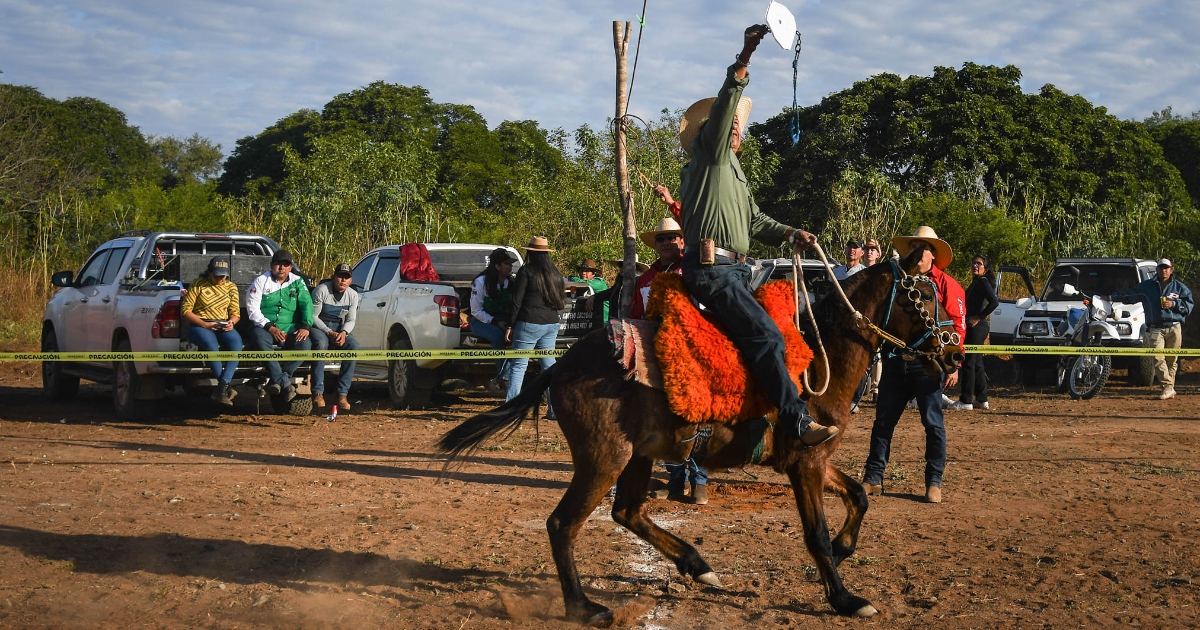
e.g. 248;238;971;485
1;0;1196;158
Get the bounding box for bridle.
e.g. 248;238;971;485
871;259;961;362
794;248;961;395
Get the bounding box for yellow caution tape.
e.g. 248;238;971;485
2;345;1197;362
963;345;1200;356
0;348;568;362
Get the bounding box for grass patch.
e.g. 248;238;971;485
1135;462;1187;476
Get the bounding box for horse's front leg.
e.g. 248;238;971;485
785;458;879;618
823;463;870;567
611;455;720;586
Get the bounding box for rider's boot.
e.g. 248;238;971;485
787;401;839;448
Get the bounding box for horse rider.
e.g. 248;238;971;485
861;227;966;504
676;23;837;449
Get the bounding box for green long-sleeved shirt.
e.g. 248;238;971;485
678;64;791;255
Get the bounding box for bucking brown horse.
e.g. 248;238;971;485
438;249;962;626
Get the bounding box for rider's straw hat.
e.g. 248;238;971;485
639;217;684;249
678;96;753;156
892;226;953;270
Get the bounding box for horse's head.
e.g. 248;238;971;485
855;247;964;375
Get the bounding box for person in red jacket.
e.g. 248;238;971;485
861;226;965;505
630;217;685;320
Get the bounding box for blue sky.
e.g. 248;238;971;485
2;0;1197;158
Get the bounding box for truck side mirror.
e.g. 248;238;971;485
51;270;74;287
1061;283;1079;297
1015;297;1033;309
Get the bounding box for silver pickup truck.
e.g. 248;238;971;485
41;231;340;419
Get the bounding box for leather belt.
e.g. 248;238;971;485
683;245;748;263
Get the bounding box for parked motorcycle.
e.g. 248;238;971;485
1054;284;1119;399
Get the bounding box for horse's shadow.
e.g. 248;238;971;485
34;438;572;490
0;525;505;594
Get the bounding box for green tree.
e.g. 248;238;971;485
149;133;224;187
1144;107;1200;209
218;109;320;198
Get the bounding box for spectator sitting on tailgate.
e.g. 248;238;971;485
470;248;518;392
569;259;610;321
310;263;361;412
181;256;242;407
247;249;314;402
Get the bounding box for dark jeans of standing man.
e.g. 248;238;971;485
863;356;947;488
681;253;811;434
250;326;312;388
959;321;989;404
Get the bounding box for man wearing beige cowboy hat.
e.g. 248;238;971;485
675;23;836;450
630;217;685;319
861;226;966;504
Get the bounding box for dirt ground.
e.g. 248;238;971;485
2;358;1199;629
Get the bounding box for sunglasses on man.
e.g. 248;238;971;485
655;234;681;243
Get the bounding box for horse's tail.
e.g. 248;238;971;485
437;364;556;472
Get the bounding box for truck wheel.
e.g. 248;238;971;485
112;339;157;421
1130;355;1156;386
1016;356;1046;386
388;337;433;410
42;328;79;399
272;393;314;416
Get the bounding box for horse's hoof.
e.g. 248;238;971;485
853;604;879;617
694;571;721;587
585;610;614;628
568;601;613;627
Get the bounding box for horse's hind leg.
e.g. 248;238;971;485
824;464;870;567
547;452;629;627
611;455;720;586
786;462;879;618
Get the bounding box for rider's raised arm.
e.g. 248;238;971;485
697;25;767;162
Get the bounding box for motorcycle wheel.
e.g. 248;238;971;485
1055;357;1071;393
1067;354;1112;400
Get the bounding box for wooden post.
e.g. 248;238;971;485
613;21;636;319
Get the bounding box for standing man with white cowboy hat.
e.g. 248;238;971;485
630;216;685;319
861;226;966;504
676;23;837;449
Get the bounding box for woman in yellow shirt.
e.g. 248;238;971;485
181;256;242;406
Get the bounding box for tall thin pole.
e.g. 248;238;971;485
613;21;635;319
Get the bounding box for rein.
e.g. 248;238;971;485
792;248;961;395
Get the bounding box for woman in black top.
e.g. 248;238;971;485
505;236;566;404
951;255;1000;410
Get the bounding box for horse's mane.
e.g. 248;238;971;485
803;249;925;351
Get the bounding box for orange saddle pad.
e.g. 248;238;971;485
645;273;813;424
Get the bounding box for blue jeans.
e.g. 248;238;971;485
863;356;948;487
682;254;809;432
505;321;558;403
187;326;242;384
665;461;708;487
311;331;358;396
250;326;312;387
469;315;509;376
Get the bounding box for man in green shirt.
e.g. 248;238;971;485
678;24;836;449
568;259;610;321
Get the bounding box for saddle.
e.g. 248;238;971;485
610;273;812;424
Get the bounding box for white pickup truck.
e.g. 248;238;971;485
344;244;464;409
41;231;345;418
1008;257;1159;385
